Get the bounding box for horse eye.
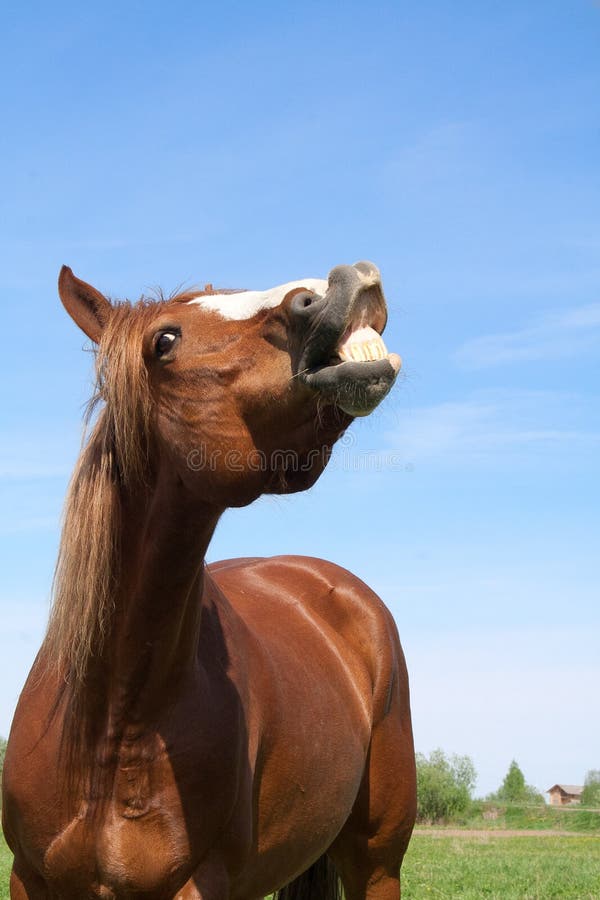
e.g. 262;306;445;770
155;331;179;358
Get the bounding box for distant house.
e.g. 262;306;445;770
546;784;583;806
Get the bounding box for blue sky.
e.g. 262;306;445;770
1;0;599;797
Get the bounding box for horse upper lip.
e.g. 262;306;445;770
304;296;388;372
294;277;388;375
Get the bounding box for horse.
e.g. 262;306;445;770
2;261;416;899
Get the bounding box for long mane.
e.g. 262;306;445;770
40;298;169;807
41;288;228;801
45;286;216;683
44;301;156;686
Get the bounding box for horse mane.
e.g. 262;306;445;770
42;286;238;802
45;284;232;682
44;300;158;686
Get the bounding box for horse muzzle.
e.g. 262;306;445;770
291;261;401;417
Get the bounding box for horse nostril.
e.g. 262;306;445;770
291;291;321;316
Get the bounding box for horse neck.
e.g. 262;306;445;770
109;469;221;718
48;447;224;804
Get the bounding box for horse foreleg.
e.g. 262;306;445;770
173;855;230;900
9;863;47;900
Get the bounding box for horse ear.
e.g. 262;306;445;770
58;265;112;343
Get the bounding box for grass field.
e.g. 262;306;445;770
403;830;600;899
1;834;10;900
1;829;599;898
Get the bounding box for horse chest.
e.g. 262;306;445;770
41;751;194;896
41;731;243;898
44;794;192;897
96;806;192;895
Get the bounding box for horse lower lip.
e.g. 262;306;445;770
312;352;401;375
300;354;401;417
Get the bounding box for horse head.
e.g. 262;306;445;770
58;261;401;507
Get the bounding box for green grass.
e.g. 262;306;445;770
2;829;599;898
0;832;10;900
402;832;600;899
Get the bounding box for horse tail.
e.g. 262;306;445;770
274;855;342;900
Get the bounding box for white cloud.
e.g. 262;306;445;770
0;461;70;481
455;302;600;367
0;516;59;537
0;601;48;736
0;428;78;482
383;122;475;187
390;389;600;467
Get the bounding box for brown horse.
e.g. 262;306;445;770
2;261;416;899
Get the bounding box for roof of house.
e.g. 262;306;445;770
546;784;583;795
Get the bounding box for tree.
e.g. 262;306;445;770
499;760;526;801
489;760;544;804
581;770;600;808
416;748;477;823
0;736;6;780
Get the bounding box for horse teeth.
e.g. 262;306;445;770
335;326;389;364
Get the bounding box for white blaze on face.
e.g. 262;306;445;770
187;278;328;321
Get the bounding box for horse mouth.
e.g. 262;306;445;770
297;268;401;417
307;329;401;417
336;324;391;363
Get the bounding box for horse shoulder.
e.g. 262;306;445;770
208;554;405;723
